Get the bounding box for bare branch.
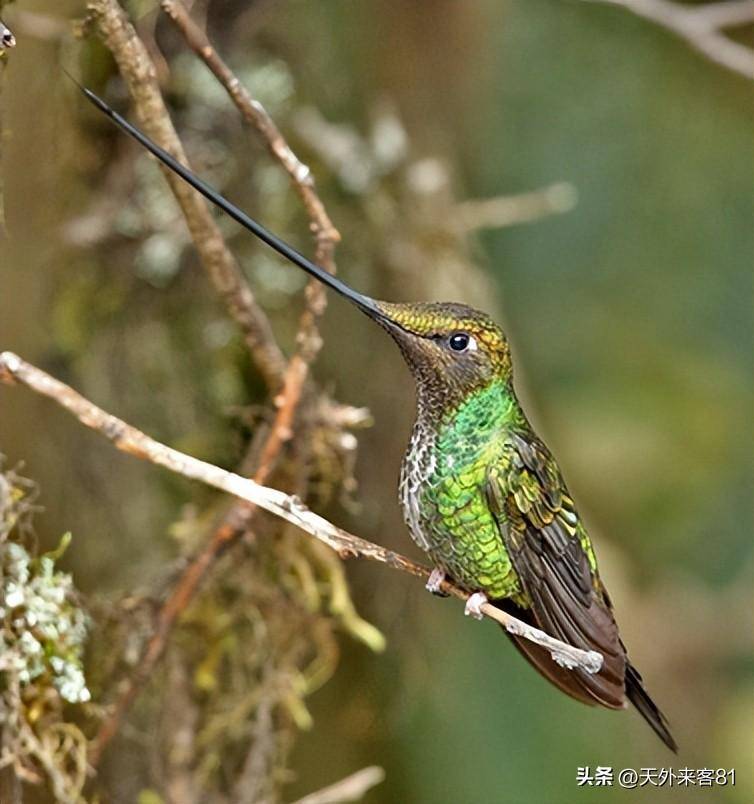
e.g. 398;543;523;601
231;691;277;804
0;351;605;677
160;0;340;250
78;1;354;763
454;183;578;232
691;0;754;29
160;0;341;470
86;0;288;390
582;0;754;79
290;766;386;804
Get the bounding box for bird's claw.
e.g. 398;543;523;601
464;592;488;620
425;568;449;597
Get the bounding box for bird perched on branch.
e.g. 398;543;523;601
78;84;677;752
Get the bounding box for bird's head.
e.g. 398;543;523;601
366;300;513;409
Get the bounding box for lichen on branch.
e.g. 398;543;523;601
0;465;90;804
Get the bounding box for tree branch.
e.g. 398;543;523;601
159;0;340;250
290;766;386;804
582;0;754;79
0;350;605;677
454;183;577;232
86;0;288;390
82;0;355;764
159;0;340;478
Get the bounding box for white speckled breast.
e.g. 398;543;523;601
399;419;437;552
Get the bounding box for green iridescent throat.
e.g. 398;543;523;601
418;381;527;601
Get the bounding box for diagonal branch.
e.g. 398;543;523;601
86;0;287;390
159;0;340;251
0;350;605;676
581;0;754;79
159;0;340;476
454;183;578;233
290;766;386;804
82;0;358;764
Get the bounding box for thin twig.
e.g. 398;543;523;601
454;183;578;233
87;0;287;390
160;0;339;248
87;424;294;766
582;0;754;79
290;766;386;804
82;1;349;764
160;0;339;470
691;0;754;29
0;725;22;804
231;691;276;804
88;516;240;765
0;351;605;676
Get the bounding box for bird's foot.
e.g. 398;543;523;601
425;568;449;597
464;592;488;621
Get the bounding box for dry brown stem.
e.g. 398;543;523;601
160;0;340;249
83;0;349;763
87;0;287;390
160;0;340;471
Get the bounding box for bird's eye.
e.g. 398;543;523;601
448;332;474;352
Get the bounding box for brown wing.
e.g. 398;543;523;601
486;432;627;709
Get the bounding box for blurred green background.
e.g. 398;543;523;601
1;1;752;802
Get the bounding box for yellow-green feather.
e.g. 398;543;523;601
415;380;599;603
418;382;526;601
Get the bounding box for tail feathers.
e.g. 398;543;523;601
625;661;678;753
495;599;627;710
496;601;678;752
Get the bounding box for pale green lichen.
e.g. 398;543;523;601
1;534;91;704
0;466;90;803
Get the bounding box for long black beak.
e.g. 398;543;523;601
77;83;383;319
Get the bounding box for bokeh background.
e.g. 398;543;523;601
0;1;752;802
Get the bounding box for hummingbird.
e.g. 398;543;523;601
79;85;677;752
